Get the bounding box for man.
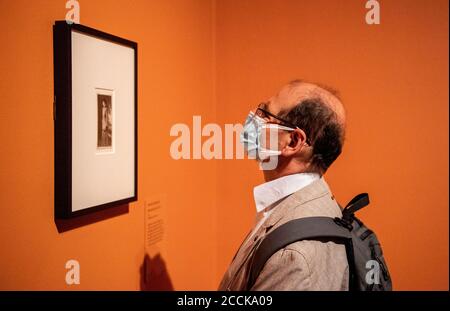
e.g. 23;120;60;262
218;80;348;291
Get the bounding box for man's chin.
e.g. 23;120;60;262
244;150;279;170
258;156;279;171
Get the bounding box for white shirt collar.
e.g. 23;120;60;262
253;173;321;213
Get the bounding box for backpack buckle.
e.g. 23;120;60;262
334;217;353;231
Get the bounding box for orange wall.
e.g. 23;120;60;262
215;0;449;290
0;0;217;290
0;0;448;291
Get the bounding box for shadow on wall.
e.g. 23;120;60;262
140;253;174;291
54;206;174;290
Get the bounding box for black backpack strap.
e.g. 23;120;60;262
247;216;353;290
342;193;370;221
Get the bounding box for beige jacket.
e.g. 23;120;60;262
218;177;349;291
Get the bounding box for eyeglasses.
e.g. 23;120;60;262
255;104;311;145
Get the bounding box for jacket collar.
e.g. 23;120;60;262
253;173;321;213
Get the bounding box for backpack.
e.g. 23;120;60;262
247;193;393;291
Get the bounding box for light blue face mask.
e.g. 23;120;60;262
240;111;295;160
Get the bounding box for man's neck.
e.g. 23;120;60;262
263;167;316;182
262;156;321;182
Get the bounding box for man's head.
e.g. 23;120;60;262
254;80;346;181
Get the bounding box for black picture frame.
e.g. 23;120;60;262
53;21;138;219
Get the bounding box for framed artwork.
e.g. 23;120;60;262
53;21;137;219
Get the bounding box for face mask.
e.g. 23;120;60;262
240;111;295;161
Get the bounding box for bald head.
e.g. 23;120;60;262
273;80;346;125
292;80;345;123
263;79;346;173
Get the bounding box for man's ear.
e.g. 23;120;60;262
281;128;307;156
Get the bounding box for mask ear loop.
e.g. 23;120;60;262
262;124;311;154
262;124;295;131
257;124;294;158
